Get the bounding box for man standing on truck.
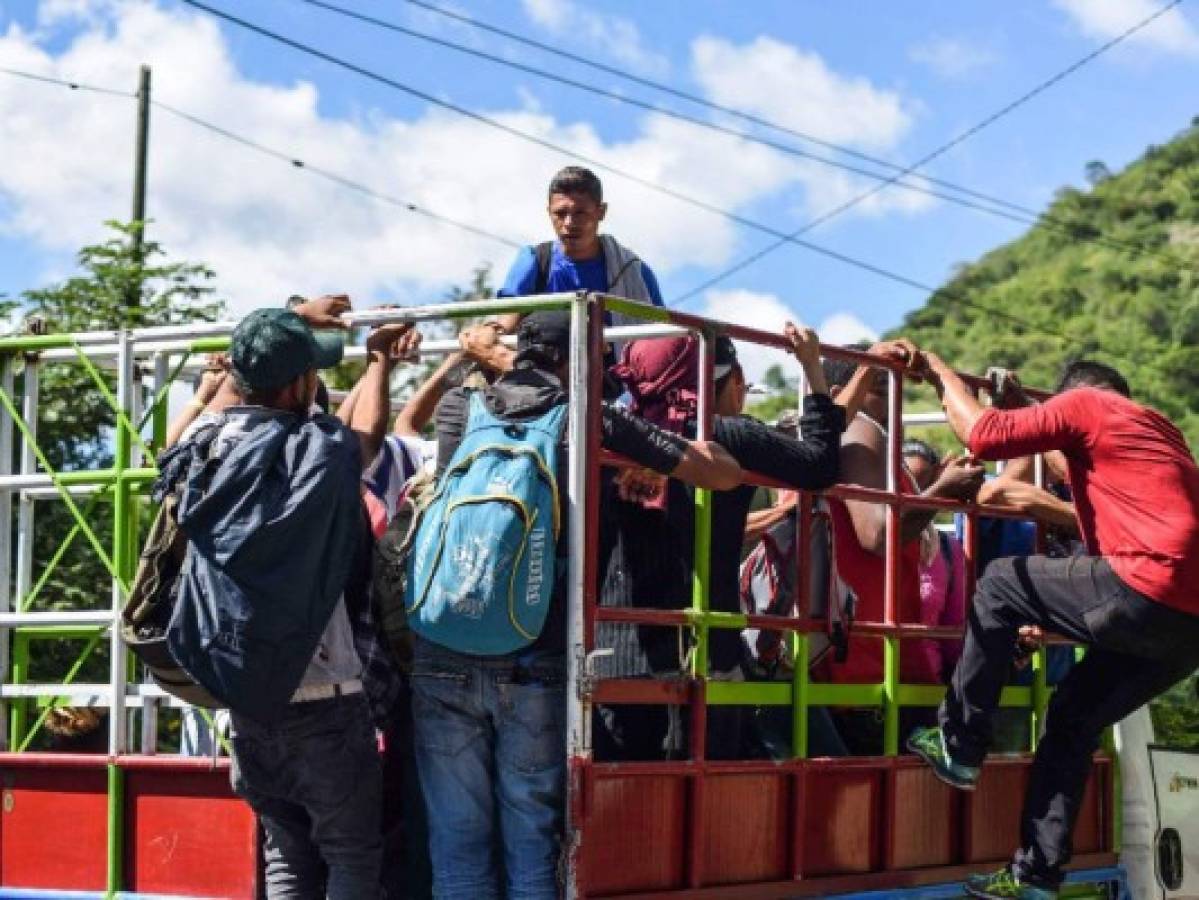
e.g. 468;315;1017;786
908;358;1199;900
492;165;664;334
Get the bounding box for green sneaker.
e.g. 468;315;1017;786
965;867;1058;899
906;726;979;791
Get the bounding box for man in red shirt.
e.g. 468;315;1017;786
908;359;1199;900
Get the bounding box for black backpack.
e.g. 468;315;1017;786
121;489;223;709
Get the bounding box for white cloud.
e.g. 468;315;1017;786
0;1;810;315
520;0;669;77
1052;0;1199;55
909;37;1000;78
815;311;877;347
691;36;913;151
697;289;877;382
0;3;936;317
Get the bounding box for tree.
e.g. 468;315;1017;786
10;222;224;717
1084;160;1112;187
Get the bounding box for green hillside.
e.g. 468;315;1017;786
890;121;1199;748
891;119;1199;450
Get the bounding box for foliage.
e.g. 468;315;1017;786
889;121;1199;450
10;222;224;712
888;124;1199;747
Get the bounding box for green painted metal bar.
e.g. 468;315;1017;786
107;763;125;896
689;488;713;679
70;338;157;463
790;632;809;759
107;333;134;898
0;387;126;588
882;635;900;755
602;296;672;324
149;352;190;452
19;487;113;612
15;631;104;753
1031;648;1049;750
8;631;28;748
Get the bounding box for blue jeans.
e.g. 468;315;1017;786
230;693;383;899
411;639;565;900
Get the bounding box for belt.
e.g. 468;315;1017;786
290;678;363;704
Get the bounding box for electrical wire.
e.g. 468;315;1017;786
674;0;1186;304
0;65;523;251
297;0;1196;275
0;65;135;97
182;0;1111;356
153;100;524;250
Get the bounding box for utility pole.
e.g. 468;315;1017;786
127;64;151;307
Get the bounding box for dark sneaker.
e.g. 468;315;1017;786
965;867;1058;899
906;726;979;791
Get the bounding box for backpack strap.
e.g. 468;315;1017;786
533;241;554;294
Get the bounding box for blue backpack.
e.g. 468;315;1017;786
405;392;567;655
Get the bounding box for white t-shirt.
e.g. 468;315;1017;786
361;433;437;520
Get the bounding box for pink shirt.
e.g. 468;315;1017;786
912;533;966;684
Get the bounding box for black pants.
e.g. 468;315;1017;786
939;554;1199;887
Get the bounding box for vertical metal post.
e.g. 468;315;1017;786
0;359;12;748
151;352;170;451
107;330;133;895
563;294;594;900
15;362;38;611
128;64;151;307
10;361;38;746
882;366;903;756
791;492;814;760
689;332;714;682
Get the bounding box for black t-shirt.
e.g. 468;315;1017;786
433;366;690;659
600;394;846;675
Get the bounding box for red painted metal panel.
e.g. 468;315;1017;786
0;766;108;891
699;773;788;886
965;759;1029;863
889;762;959;869
801;762;882;876
583;774;687;895
1071;759;1105;855
126;767;258;898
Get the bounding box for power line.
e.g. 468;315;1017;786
152;101;524;250
182;0;1111;357
674;0;1186;304
0;66;134;98
0;65;523;251
297;0;1196;274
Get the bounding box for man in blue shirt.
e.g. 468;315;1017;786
494;166;664;333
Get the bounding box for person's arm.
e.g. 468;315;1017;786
457;322;516;375
396;351;466;437
291;294;352;330
837;421;984;556
164;357;228;449
336;378;363;427
348;324;420;473
927;353;1089;462
976;477;1078;531
600;403;741;491
716;401;846;492
743;493;798;547
832;339;923;422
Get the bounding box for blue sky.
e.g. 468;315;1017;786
1;0;1197;374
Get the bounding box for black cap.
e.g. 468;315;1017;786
713;335;739;380
516;310;572;366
